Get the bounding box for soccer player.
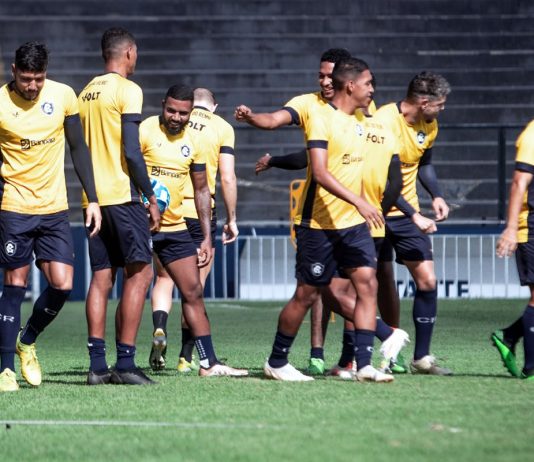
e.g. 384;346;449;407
149;87;239;373
263;57;394;382
374;71;452;375
78;28;161;386
142;84;247;377
0;41;101;392
252;115;412;379
235;48;355;375
492;120;534;380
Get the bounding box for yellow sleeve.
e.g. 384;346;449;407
64;86;79;117
516;122;534;166
120;81;143;114
220;122;235;152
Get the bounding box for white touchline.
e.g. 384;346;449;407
1;420;283;430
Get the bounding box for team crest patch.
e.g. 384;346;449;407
181;145;191;158
41;102;54;115
355;123;364;136
416;130;426;144
311;262;324;277
5;240;17;256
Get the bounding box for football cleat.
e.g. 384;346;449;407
355;365;394;383
177;356;199;373
490;330;520;377
380;328;410;363
0;368;19;392
149;328;167;371
264;361;314;381
110;368;157;385
410;355;453;376
87;369;113;385
16;333;42;386
199;363;248;377
521;369;534;381
326;360;357;380
306;357;325;375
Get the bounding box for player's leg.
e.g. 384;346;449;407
156;230;246;377
405;259;451;375
521;285;534;379
307;296;326;375
149;256;173;371
0;266;30;392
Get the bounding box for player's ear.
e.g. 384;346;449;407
11;63;16;78
212;103;219;113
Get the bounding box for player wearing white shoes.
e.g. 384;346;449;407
263;58;394;383
148;88;238;374
236;48;380;376
0;41;101;392
141;84;247;378
374;71;452;375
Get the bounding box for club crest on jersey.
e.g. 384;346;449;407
181;145;191;158
355;123;364;136
5;241;17;256
41;102;54;115
416;131;426;144
311;262;324;277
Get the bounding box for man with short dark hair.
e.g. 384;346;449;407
263;57;394;382
149;87;239;373
375;71;452;375
78;27;160;386
0;41;101;392
142;84;247;377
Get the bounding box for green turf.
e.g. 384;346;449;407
1;299;532;462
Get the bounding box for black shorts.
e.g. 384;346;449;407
336;237;384;279
0;210;74;269
295;223;376;286
85;202;152;270
516;241;534;286
381;216;433;264
152;230;198;266
185;210;217;247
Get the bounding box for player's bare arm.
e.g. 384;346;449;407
310;147;384;229
497;170;532;258
219;153;238;244
191;168;213;267
234;105;292;129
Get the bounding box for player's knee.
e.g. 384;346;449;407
416;274;437;291
180;284;204;304
48;275;73;291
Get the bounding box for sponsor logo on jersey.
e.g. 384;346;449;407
311;262;324;277
41;101;54;115
355;123;364;136
181;145;191;158
20;137;56;150
150;166;183;179
5;240;17;256
417;130;426;144
342;153;364;165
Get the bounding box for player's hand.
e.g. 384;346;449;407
85;202;102;237
432;197;449;222
412;212;437;234
234;105;252;122
355;199;384;229
255;153;272;175
222;221;239;244
496;227;518;258
197;239;213;268
147;196;161;232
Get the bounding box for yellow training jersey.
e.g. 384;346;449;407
78;72;143;207
374;102;438;216
294;106;366;230
514;120;534;243
361;116;397;238
140;116;206;232
284;92;374;139
181;106;235;218
0;79;78;214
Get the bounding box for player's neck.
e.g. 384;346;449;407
332;94;361;116
104;62;129;78
400;100;421;125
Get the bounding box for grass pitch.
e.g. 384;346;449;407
1;298;532;462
